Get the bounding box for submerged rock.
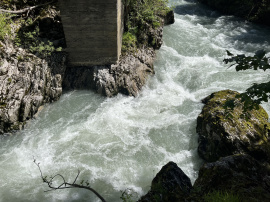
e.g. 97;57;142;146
197;90;270;162
139;162;192;202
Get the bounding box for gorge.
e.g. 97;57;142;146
0;0;270;201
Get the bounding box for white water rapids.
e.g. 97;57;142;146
1;0;270;201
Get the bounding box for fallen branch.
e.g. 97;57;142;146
34;159;107;202
0;1;55;14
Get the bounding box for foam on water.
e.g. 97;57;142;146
1;0;270;201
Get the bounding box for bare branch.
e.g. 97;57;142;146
0;1;56;14
33;159;107;202
73;170;80;184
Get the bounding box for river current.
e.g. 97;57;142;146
1;0;270;201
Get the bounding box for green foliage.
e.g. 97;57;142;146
122;0;171;53
224;50;270;71
224;50;270;111
0;13;13;40
122;32;137;53
15;18;62;58
203;190;241;202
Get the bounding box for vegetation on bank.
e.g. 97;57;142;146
122;0;172;53
0;0;62;58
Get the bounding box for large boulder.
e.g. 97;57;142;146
139;162;192;202
193;154;270;201
197;90;270;162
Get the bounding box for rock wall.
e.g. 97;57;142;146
0;41;66;134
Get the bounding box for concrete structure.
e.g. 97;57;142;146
59;0;123;66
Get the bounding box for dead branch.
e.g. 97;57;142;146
0;1;56;14
34;159;107;202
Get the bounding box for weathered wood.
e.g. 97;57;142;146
58;0;123;66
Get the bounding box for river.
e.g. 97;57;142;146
0;0;270;201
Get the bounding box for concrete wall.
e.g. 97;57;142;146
59;0;123;66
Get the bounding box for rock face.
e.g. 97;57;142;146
139;162;192;202
0;41;66;134
197;90;270;162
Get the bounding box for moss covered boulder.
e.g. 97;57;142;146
197;90;270;162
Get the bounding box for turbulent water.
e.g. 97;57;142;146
1;0;270;201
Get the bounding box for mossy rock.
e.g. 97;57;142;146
197;90;270;162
